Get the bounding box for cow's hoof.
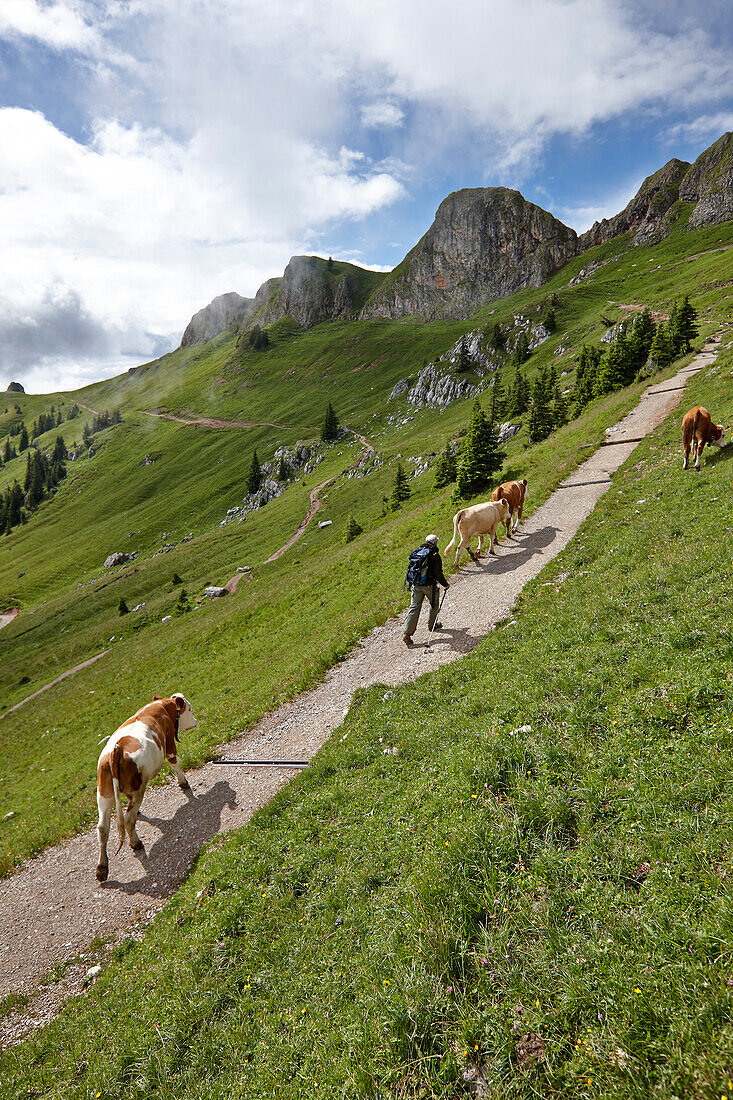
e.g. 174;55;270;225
96;865;108;882
131;840;144;852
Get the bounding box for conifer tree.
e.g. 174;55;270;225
455;399;505;499
573;345;601;414
527;369;554;442
552;385;568;430
628;308;655;373
455;336;472;373
672;295;698;354
390;462;411;510
277;455;288;481
321;402;339;442
2;439;12;463
511;366;530;416
118;598;130;615
344;514;363;543
248;324;269;349
18;423;28;451
513;331;530;365
433;442;457;489
174;589;191;615
543;306;557;333
648;321;673;371
247;449;261;494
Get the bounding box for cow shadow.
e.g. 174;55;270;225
467;524;561;576
704;446;733;469
103;780;237;899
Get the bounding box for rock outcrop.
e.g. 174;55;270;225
578;159;691;249
244;256;385;330
407;364;478;408
360;188;578;321
6;381;25;393
679;132;733;228
181;292;254;347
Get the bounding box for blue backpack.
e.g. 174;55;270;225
405;545;433;589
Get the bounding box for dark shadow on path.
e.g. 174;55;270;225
104;780;237;899
464;525;561;577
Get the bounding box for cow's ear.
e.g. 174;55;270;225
153;694;163;701
172;693;186;713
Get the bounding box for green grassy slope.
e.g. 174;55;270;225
1;218;732;879
3;318;733;1100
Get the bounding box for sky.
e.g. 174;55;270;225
1;1;733;393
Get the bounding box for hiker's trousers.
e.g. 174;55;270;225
404;583;440;638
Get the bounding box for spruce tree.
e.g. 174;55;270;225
648;321;673;371
174;589;191;615
2;439;11;463
344;514;363;543
390;462;411;510
527;369;554;443
456;336;472;373
513;331;530;365
629;308;655;373
573;345;601;414
508;366;529;416
673;296;698;354
455;399;505;499
247;449;261;494
277;455;288;481
118;598;130;615
433;442;457;489
321;402;339;442
18;424;28;451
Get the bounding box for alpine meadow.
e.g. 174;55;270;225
2;126;733;1099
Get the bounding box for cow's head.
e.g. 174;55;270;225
170;692;197;733
712;424;725;448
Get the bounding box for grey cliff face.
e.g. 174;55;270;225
679;132;733;228
180;292;254;347
245;256;377;330
6;381;25;393
578;159;691;250
360;188;578;321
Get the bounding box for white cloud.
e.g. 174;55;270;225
361;101;405;129
558;177;645;233
664;111;733;144
0;0;101;51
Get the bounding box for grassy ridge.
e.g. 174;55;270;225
1;217;732;875
3;337;732;1098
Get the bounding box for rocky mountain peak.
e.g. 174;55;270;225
578;158;691;250
244;256;385;331
360;187;578;321
180;292;254;348
6;381;25;393
679;131;733;227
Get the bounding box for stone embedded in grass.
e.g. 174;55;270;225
203;586;227;598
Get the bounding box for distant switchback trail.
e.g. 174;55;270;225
0;345;720;1047
144;411;293;429
263;431;374;564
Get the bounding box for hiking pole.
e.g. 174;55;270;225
425;588;448;649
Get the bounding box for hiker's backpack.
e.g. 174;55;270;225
404;545;433;589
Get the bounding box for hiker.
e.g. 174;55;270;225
403;534;450;647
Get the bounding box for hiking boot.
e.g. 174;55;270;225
402;634;413;647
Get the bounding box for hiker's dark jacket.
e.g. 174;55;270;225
424;546;449;589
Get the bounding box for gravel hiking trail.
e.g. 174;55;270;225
0;344;719;1047
144;410;293;430
0;608;19;630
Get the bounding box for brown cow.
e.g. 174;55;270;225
95;693;197;881
491;478;528;540
681;406;725;470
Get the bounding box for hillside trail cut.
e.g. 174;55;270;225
0;343;719;1046
264;431;374;564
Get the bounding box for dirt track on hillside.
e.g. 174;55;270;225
0;343;720;1047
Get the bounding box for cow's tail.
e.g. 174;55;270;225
110;742;126;853
445;511;462;553
692;408;701;438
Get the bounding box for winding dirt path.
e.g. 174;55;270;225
0;346;718;1046
144;411;293;429
263;430;374;564
0;650;111;721
0;608;19;630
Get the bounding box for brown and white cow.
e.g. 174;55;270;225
682;406;725;470
491;478;528;540
445;498;510;567
95;693;197;882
